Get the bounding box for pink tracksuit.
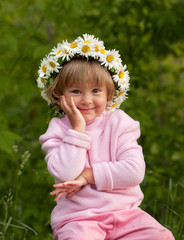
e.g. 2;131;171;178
40;110;174;240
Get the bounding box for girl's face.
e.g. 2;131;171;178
63;82;108;122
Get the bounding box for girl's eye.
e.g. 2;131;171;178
73;90;81;94
92;89;99;93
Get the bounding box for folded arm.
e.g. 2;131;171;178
40;119;91;182
92;120;145;191
50;168;94;201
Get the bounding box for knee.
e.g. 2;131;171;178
154;228;175;240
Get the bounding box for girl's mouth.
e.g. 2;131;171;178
78;108;95;112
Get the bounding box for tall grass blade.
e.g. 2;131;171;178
15;219;38;236
4;216;13;234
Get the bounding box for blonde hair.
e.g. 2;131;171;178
46;57;115;107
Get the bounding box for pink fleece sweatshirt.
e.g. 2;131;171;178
39;110;145;231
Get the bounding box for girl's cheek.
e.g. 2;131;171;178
72;96;79;105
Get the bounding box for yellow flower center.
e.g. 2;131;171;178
112;103;117;108
118;91;124;96
42;65;46;73
49;62;55;68
82;45;90;53
70;42;77;48
65;50;69;54
41;78;45;83
57;49;61;55
94;45;99;52
118;71;124;79
84;40;91;44
100;49;105;54
121;81;125;85
106;55;114;62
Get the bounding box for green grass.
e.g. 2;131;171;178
0;145;183;239
1;178;183;239
162;180;184;240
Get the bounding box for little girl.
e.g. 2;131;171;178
38;34;174;240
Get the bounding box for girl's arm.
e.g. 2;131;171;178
92;117;145;191
40;96;90;182
81;168;94;184
40;122;91;182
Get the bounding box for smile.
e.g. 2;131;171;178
78;108;95;112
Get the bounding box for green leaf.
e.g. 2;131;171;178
49;78;54;84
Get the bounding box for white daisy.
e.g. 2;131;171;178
107;100;120;111
38;57;50;77
92;39;105;58
83;33;97;41
101;49;121;70
37;76;48;89
113;66;130;90
99;47;106;57
41;90;51;105
118;70;130;89
51;40;74;61
77;34;97;45
67;40;79;55
62;40;79;56
77;41;96;58
50;43;63;58
59;40;75;61
116;90;128;102
45;55;61;74
115;56;123;70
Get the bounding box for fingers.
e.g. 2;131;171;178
66;189;79;199
66;193;74;199
69;96;77;111
49;188;65;196
58;96;77;114
50;179;86;201
58;96;71;114
50;186;82;202
54;192;66;202
53;181;76;187
50;186;71;202
57;95;86;133
53;178;87;189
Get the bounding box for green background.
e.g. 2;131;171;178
0;0;184;239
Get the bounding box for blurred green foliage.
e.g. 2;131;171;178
0;0;184;239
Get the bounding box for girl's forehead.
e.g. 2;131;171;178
69;81;106;89
68;74;106;87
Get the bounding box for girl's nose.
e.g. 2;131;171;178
81;93;92;104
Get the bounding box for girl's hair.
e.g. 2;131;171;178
46;57;115;107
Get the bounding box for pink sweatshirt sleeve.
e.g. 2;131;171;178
92;111;145;191
39;118;91;182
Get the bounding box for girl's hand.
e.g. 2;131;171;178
58;96;86;133
50;175;88;202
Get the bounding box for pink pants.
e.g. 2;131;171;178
53;208;174;240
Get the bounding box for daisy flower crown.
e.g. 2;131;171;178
37;33;130;111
